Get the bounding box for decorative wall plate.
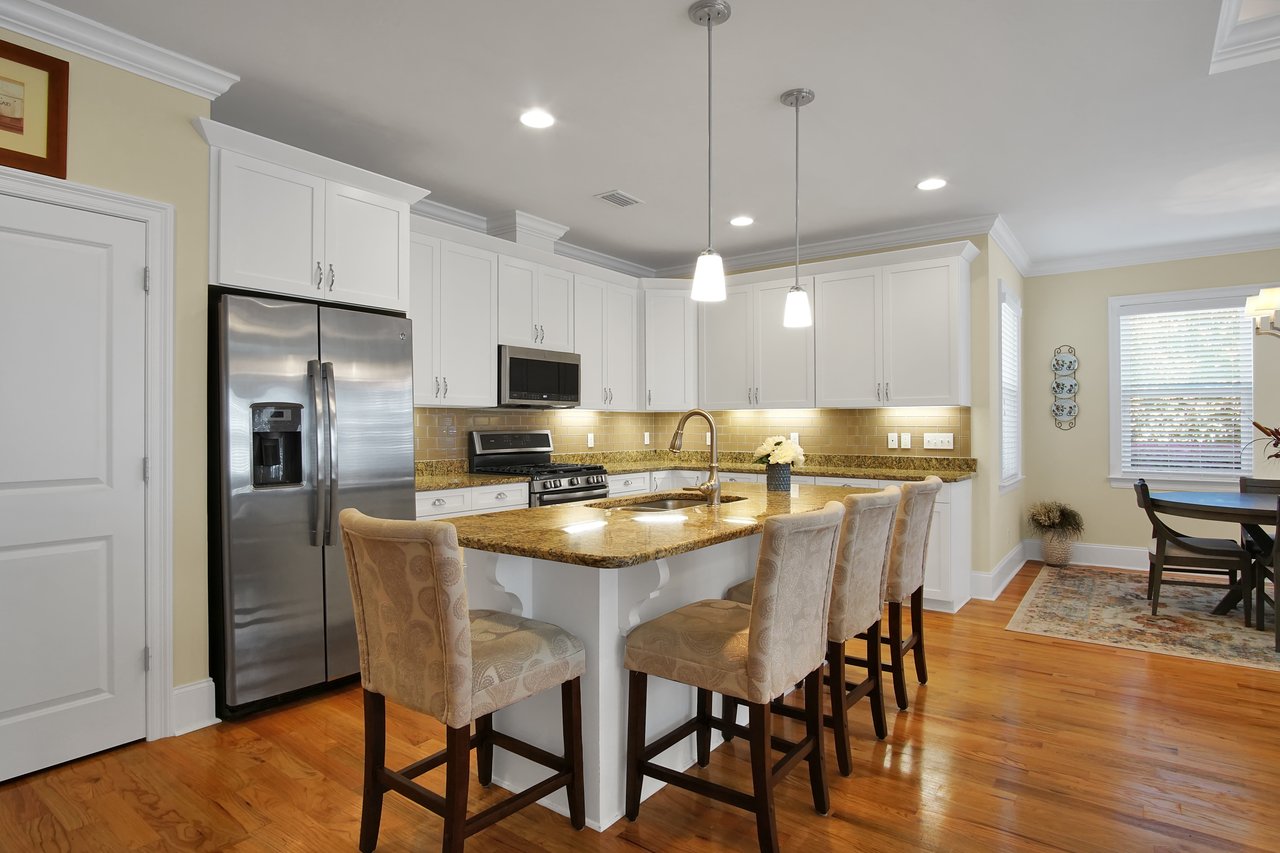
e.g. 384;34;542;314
1052;345;1078;430
1051;377;1078;397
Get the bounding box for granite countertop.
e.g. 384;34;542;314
449;482;874;569
415;471;528;491
598;460;973;483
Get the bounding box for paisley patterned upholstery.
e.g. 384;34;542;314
339;509;585;729
884;477;943;603
725;486;900;641
625;502;845;704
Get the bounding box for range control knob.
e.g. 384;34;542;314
569;477;580;486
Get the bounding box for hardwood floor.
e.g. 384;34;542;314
3;563;1278;852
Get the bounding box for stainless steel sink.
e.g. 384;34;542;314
615;496;745;512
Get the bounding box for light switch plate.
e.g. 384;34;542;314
587;432;595;448
887;432;898;449
790;432;800;444
900;432;912;448
705;431;712;446
923;432;954;449
644;432;650;445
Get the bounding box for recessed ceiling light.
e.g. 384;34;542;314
520;108;555;129
729;215;754;227
916;177;947;191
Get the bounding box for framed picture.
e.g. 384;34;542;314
0;38;68;179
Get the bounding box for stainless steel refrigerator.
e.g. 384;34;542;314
213;293;414;715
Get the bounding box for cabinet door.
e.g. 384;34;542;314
217;150;325;297
537;266;575;352
324;182;409;311
814;269;881;407
573;277;606;409
700;288;753;409
644;288;698;411
921;501;951;602
438;243;498;407
882;260;957;405
497;256;538;347
408;235;440;406
754;278;816;409
605;286;636;409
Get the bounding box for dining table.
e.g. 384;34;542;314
1147;490;1276;615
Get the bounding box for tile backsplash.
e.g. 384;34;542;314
414;406;970;461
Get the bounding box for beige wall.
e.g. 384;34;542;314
1024;248;1280;548
1;28;213;687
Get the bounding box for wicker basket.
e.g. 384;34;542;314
1042;531;1074;567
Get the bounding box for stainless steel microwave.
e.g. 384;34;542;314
498;345;581;408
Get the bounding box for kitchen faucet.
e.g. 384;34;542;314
669;408;720;506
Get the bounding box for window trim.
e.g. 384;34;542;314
998;279;1023;491
1107;284;1260;486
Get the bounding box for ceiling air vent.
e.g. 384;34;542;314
595;189;643;208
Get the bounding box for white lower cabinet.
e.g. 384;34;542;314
415;483;530;520
650;470;705;491
416;488;472;519
607;473;651;496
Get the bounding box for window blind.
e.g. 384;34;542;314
1000;299;1020;482
1118;305;1253;474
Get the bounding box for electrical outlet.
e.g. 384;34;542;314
900;432;912;449
887;432;898;449
587;432;595;448
705;431;712;446
644;432;650;446
790;432;800;444
923;432;954;449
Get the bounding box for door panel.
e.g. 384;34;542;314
0;195;147;781
644;288;697;411
573;277;606;409
755;279;815;409
439;243;498;407
497;256;537;347
537;266;574;351
699;288;753;409
815;270;881;407
883;261;955;405
325;183;408;311
605;286;636;409
408;235;439;405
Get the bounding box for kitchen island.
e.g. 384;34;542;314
448;482;873;831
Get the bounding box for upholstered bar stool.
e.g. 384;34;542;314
723;487;901;776
881;476;943;711
339;509;587;853
623;503;845;853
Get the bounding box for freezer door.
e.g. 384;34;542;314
319;306;415;680
219;295;326;708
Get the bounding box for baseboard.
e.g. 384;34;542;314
171;678;220;736
1022;539;1148;571
971;542;1028;601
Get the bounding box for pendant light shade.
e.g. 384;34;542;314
688;1;730;303
692;249;727;301
781;87;814;328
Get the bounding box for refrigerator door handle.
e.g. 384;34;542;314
323;361;339;546
309;359;326;547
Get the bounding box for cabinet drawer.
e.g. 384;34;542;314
472;483;529;511
608;473;650;495
416;488;471;519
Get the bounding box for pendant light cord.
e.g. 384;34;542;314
706;17;714;252
794;98;800;288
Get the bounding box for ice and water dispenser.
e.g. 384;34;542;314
251;403;303;487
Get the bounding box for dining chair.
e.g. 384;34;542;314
623;502;846;853
1239;478;1280;632
1134;480;1254;624
339;509;587;853
1263;498;1278;650
722;486;901;776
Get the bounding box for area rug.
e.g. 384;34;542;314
1007;564;1279;671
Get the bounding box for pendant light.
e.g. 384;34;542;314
689;1;730;302
781;88;814;328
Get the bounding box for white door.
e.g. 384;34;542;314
573;276;606;409
644;288;698;411
604;286;636;409
0;194;148;781
882;260;956;405
408;235;440;405
438;242;499;407
217;149;325;298
700;287;754;409
497;256;538;347
815;269;881;407
754;278;816;409
536;266;575;352
324;182;408;311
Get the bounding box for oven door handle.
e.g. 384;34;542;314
536;488;609;505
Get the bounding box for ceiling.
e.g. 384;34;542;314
43;0;1280;273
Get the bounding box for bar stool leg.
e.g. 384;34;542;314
696;688;712;768
887;602;909;710
475;713;493;787
748;701;780;853
721;696;739;743
804;668;831;815
561;678;586;830
359;690;386;853
910;587;929;685
865;619;887;740
625;670;648;821
826;640;852;777
441;724;470;853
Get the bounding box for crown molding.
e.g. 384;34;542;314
1210;0;1280;74
555;240;656;279
0;0;238;99
1026;230;1280;277
410;197;488;232
987;214;1030;276
654;214;999;277
486;210;569;253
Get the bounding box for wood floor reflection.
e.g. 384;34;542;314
3;563;1278;852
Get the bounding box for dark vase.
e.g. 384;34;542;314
765;463;791;492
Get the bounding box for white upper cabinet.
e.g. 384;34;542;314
574;275;635;410
700;279;814;410
814;269;881;407
213;149;411;312
499;257;574;351
642;285;698;411
410;234;498;408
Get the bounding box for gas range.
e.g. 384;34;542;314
469;431;609;507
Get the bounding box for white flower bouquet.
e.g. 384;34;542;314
752;435;805;467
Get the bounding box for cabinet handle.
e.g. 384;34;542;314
328;263;335;291
624;479;633;486
648;389;652;407
434;377;440;398
315;261;323;290
539;324;545;343
443;376;449;398
495;491;507;500
607;387;613;404
432;498;446;507
885;382;890;401
876;382;881;401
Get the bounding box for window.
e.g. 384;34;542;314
1109;286;1256;484
999;283;1022;487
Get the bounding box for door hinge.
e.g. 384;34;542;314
142;456;150;482
143;646;151;672
143;266;151;293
